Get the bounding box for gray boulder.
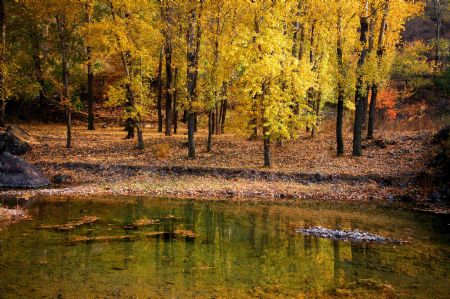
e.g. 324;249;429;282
0;131;31;156
6;125;38;145
0;152;49;188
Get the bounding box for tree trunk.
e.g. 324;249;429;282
207;109;212;152
292;1;303;58
194;113;198;132
173;67;178;134
0;101;5;127
220;99;227;133
249;97;258;140
125;86;135;139
125;121;135;139
362;12;376;131
336;91;344;155
136;121;144;150
215;102;220;135
311;95;321;138
86;1;94;131
361;89;369;129
309;20;316;65
263;135;271;167
367;0;389;140
211;111;215;134
188;112;196;159
109;0;142;148
261;82;270;167
352;14;369;157
66;108;71;148
0;0;5;127
164;39;173;136
38;90;48;123
157;45;164;132
353;88;364;157
87;60;94;130
56;15;72;148
125;91;135;139
299;24;305;61
367;84;378;139
433;0;442;64
30;26;49;122
306;21;317;132
186;0;202;158
336;10;344;156
263;105;271;167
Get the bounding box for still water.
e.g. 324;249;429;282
0;197;449;298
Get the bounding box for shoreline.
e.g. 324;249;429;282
2;170;414;202
1;172;447;230
1;124;447;218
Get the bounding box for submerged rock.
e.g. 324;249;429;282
0;152;49;188
38;215;99;231
124;218;160;229
173;229;196;239
66;230;197;245
296;226;404;244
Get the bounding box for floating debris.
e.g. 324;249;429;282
173;229;196;239
161;215;183;220
133;218;159;226
296;226;404;244
124;218;160;229
67;230;196;244
143;232;168;238
67;235;134;243
38;216;99;231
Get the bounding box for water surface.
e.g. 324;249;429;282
0;197;449;298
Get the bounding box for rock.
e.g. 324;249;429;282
374;139;387;149
52;174;72;184
314;172;324;182
296;226;403;243
387;194;395;202
6;125;38;144
432;125;450;145
0;152;49;188
0;132;31;155
398;194;414;203
430;192;442;203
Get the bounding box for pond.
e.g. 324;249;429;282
0;197;449;298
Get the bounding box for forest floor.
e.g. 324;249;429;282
1;123;441;208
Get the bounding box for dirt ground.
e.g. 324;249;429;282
0;123;435;203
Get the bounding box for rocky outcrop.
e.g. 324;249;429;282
0;152;49;188
429;125;450;202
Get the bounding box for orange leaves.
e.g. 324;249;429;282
377;87;398;119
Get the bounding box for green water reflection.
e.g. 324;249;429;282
0;197;449;298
